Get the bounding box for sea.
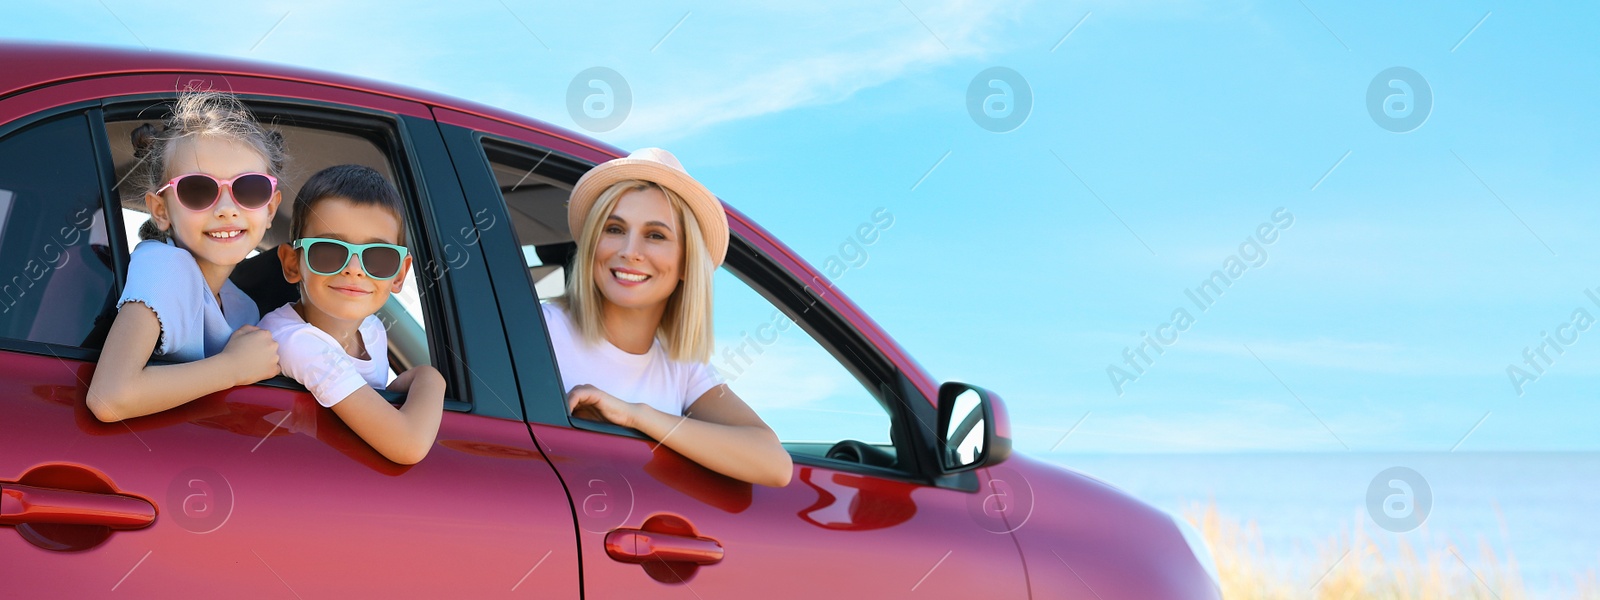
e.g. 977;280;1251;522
1050;452;1600;597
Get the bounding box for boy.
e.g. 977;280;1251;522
259;165;444;464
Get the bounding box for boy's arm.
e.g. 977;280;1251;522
87;302;280;422
384;367;420;393
328;366;446;465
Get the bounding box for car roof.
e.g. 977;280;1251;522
0;40;626;160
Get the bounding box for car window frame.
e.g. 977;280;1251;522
0;91;522;421
97;95;493;410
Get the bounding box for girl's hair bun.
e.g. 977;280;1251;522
130;123;164;159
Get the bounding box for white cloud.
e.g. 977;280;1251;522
39;0;1034;142
611;0;1028;140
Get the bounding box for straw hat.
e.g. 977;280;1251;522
567;148;729;266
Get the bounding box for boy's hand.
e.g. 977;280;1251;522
567;384;641;429
222;325;281;385
386;365;443;394
413;365;445;388
386;367;417;392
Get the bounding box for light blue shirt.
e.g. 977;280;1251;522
117;239;258;362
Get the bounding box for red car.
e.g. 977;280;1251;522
0;41;1220;598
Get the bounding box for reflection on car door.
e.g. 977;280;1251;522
2;360;577;597
530;423;1031;598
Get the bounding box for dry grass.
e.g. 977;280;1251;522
1183;501;1599;599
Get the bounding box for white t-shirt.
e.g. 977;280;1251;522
542;302;721;417
258;302;390;408
117;239;258;362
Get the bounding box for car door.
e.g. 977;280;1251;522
436;110;1031;598
0;75;577;597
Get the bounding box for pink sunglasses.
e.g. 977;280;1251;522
156;172;278;211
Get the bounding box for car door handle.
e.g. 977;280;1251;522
0;483;156;529
605;528;724;565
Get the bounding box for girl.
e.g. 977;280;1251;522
88;91;285;422
550;148;792;487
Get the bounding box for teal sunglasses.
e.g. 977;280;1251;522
292;237;410;280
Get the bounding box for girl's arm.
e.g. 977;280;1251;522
328;365;446;465
87;302;280;422
568;384;794;487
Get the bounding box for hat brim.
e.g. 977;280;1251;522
568;159;729;267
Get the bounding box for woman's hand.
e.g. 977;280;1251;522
565;383;792;487
567;384;642;429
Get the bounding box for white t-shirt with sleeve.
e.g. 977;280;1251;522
117;239;258;362
541;302;721;417
258;302;390;407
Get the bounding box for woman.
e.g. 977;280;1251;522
544;148;792;487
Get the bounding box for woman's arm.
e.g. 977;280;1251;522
327;365;446;465
87;302;280;422
568;384;793;487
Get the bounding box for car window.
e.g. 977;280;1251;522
103;108;430;379
476;143;574;301
711;267;901;468
476;138;905;471
0;112;117;349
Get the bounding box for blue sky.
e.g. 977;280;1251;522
7;1;1598;454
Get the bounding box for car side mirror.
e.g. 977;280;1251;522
935;382;1012;473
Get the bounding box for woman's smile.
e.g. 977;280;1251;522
611;266;652;285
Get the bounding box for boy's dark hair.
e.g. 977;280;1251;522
290;165;407;244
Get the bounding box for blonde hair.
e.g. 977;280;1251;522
563;180;715;363
129;89;287;241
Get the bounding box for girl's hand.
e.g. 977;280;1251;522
222;325;281;386
567;384;641;429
